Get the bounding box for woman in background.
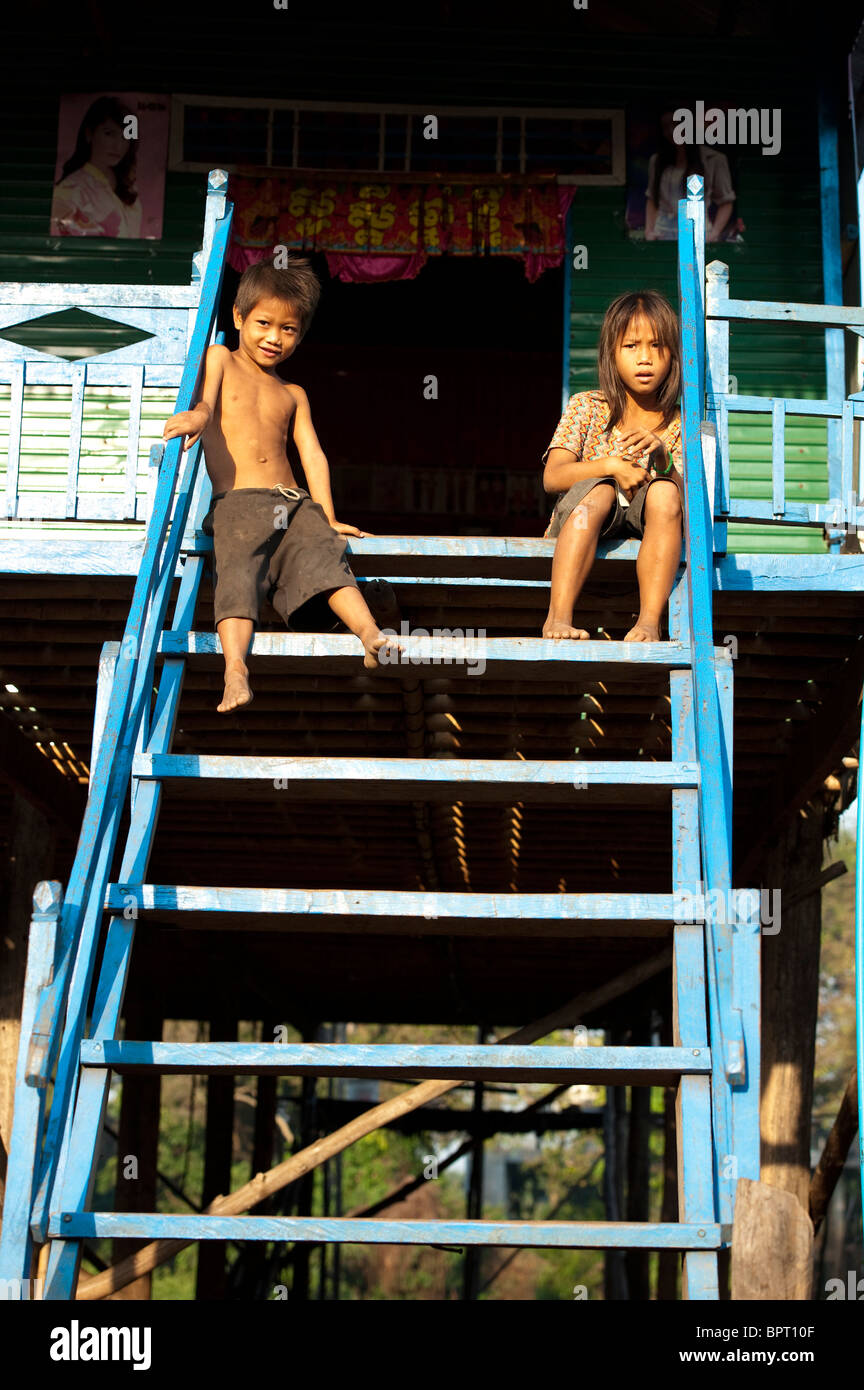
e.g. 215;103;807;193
51;96;142;237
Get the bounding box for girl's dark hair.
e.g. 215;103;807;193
234;256;321;337
647;107;703;209
58;97;138;206
598;290;680;429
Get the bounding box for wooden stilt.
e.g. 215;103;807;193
656;1083;679;1300
462;1024;486;1301
759;800;823;1208
730;1178;813;1300
603;1037;628;1301
809;1066;858;1233
625;1023;652;1300
195;1015;236;1301
108;997;162;1300
290;1024;319;1302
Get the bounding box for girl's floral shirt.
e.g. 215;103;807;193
542;389;682;529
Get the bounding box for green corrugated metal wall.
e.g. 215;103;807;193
0;21;844;551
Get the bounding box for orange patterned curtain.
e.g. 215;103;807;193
228;175;573;281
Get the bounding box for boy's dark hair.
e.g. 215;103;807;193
598;289;681;430
234;256;321;336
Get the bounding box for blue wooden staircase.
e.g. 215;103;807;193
0;175;763;1301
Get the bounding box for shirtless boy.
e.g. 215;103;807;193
163;257;395;712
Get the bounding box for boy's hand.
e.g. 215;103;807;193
163;407;210;451
330;519;374;538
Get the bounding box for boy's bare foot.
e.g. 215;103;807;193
218;662;253;712
623;621;661;643
542;618;590;640
360;627;402;670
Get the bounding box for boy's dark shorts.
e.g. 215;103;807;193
546;474;681;541
202;485;358;628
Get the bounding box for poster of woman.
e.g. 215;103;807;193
50;92;169;239
626;105;744;243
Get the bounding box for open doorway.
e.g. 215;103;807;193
219;255;563;536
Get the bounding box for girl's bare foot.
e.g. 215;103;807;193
623;620;661;642
218;661;253;712
542;618;590;640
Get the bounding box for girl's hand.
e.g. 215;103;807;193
614;426;668;469
331;519;373;538
163;408;209;450
608;457;652;500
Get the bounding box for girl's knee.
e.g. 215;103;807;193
644;480;682;521
570;482;615;523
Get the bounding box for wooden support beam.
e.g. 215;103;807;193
730;1178;813;1299
76;947;672;1299
758;801;823;1209
809;1066;858;1234
195;1016;235;1301
290;1025;318;1302
625;1023;652;1300
462;1025;486;1302
656;1083;679;1300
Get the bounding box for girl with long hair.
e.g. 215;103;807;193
541;290;684;642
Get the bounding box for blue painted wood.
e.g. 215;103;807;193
709;298;864;328
819;93;845;527
840;400;854;531
45;552;212;1300
0;883;61;1284
771;400;786;518
669;658;718;1290
124;365;144;520
28;803;122;1245
3;362;24;519
158;630;699;670
17;179;233;1260
43;916;137;1301
102;884;694;922
89;644;118;783
711;394;864;418
78;1041;711;1082
6;537;864;588
49;1214;725;1249
64;363;86;519
730;890;761;1190
679;188;737;1223
132;754;701;795
713;554;864;590
683;1252;721;1300
722;500;864;527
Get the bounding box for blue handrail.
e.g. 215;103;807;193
28;180;233;1230
678;178;738;1214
